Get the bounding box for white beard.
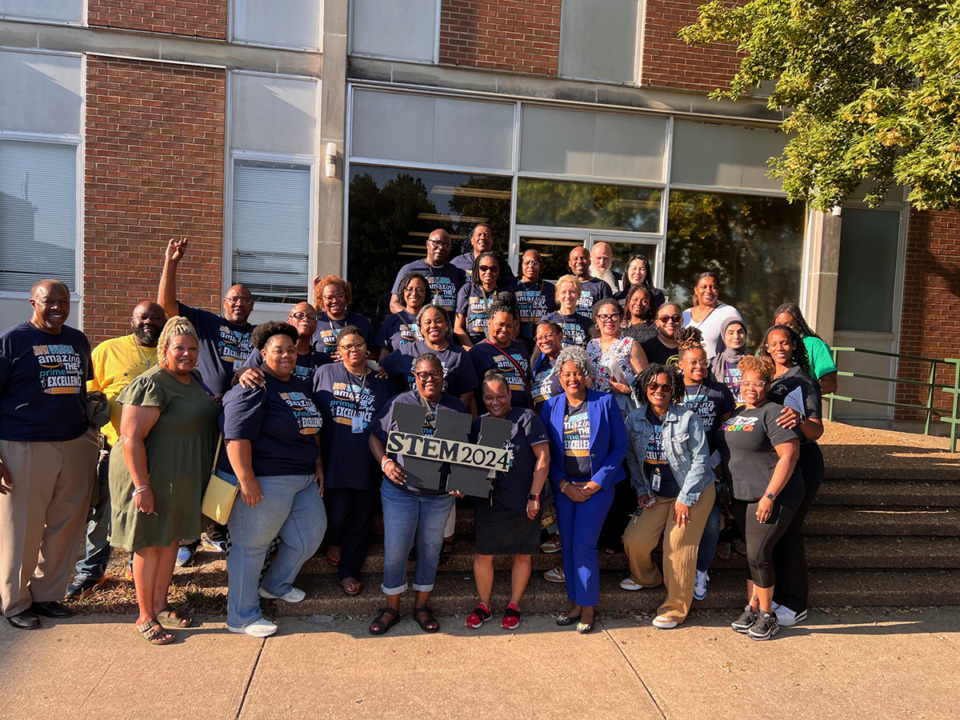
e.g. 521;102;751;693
590;263;618;292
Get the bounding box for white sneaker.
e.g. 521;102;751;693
259;586;306;603
652;615;678;629
619;577;643;591
773;604;808;627
693;570;709;600
543;565;565;583
228;618;278;637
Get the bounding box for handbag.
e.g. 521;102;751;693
201;435;238;524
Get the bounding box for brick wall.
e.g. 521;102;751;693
641;0;745;92
439;0;561;75
88;0;227;40
84;57;226;344
895;209;960;421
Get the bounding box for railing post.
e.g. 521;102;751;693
925;360;938;436
828;346;838;422
949;360;960;453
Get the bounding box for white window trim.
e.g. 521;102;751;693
227;0;321;52
557;0;642;86
347;0;441;65
0;0;87;27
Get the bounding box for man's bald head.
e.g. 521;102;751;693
223;285;254;324
29;279;71;334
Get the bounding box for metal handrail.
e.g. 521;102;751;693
824;347;960;452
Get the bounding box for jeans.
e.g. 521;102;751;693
696;500;722;573
380;480;455;595
76;449;112;579
553;478;617;608
226;473;326;628
324;487;377;581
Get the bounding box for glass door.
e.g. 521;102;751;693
587;234;661;294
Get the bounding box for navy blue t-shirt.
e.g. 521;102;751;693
562;400;592;478
178;302;254;397
312;312;375;355
0;322;92;442
451;252;516;281
472;407;548;514
576;277;612;320
469;340;531;414
391;260;464;314
219;373;322;477
456;280;520;344
374;310;422;352
541;312;593;348
530;354;561;412
313;363;395;491
767;365;822;434
379;341;479;397
371;390;468;497
516;281;556;341
242;347;331;383
681;380;736;450
644;407;680;498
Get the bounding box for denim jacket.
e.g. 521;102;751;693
624;402;711;506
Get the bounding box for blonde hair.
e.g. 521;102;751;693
556;274;582;295
157;316;198;367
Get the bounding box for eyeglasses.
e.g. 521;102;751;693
404;286;426;295
741;381;767;389
322;292;346;302
478;265;499;273
658;315;682;324
225;296;253;305
428;239;451;248
536;332;559;341
521;259;540;266
338;341;365;352
415;371;443;380
290;312;318;322
647;383;673;393
596;314;620;323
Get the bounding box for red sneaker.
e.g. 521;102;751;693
501;603;521;630
466;602;491;629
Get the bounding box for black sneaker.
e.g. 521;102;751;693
731;605;758;633
64;574;106;601
748;610;780;641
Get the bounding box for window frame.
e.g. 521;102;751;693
557;0;642;86
347;0;441;65
228;0;322;52
0;0;86;26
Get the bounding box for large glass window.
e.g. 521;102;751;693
231;160;311;305
0;0;83;24
517;179;660;233
663;191;805;348
0;141;77;293
232;0;320;50
347;165;511;317
835;208;900;333
349;0;438;63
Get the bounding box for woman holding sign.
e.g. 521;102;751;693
465;372;550;631
541;346;627;634
368;353;468;635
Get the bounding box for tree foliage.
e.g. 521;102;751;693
681;1;960;211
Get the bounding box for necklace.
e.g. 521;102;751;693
417;390;440;428
686;382;706;415
134;341;157;369
345;367;368;408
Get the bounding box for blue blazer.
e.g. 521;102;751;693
541;389;627;489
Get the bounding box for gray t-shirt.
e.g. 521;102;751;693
717;401;801;501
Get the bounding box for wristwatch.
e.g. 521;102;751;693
528;493;540;501
764;491;776;500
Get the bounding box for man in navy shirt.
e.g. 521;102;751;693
158;237;256;398
569;246;612;320
0;280;98;629
450;223;515;281
388;229;464;315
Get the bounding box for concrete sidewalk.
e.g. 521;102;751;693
2;608;958;720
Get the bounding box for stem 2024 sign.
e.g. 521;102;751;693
387;404;513;498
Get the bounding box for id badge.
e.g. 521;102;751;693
351;416;365;434
651;468;661;493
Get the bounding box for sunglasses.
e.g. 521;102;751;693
647;382;673;393
658;315;682;324
290;312;318;321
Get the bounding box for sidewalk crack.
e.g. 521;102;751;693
602;624;667;719
234;638;266;719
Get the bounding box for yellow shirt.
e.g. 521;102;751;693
87;334;158;447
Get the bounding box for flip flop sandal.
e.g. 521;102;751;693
326;547;341;566
157;605;194;628
337;577;363;596
369;607;401;636
136;618;175;645
413;606;439;633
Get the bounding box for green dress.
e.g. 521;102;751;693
109;365;220;552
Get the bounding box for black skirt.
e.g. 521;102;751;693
474;502;541;555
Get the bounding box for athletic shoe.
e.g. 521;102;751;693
465;602;491;629
619;577;643;591
731;605;758;633
543;566;565;583
176;545;195;567
228;618;278;638
64;574;106;601
774;605;808;627
540;534;562;554
693;570;709;600
652;615;678;629
125;557;134;580
259;586;306;603
501;603;522;630
201;535;228;554
748;610;780;641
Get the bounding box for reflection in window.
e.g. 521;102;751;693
347;165;512;317
0;141;77;292
517;179;660;233
519;237;585;282
663;191;805;349
232;160;311;304
835;208;899;333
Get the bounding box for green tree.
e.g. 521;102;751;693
682;1;960;210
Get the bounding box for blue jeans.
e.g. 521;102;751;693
226;473;326;628
696;502;721;572
76;449;112;579
380;480;455;595
553;478;617;608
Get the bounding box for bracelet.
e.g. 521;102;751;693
528;493;540;501
133;486;150;496
380;456;393;471
559;481;570;494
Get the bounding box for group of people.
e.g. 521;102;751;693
0;223;836;644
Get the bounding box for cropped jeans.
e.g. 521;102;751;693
225;473;326;628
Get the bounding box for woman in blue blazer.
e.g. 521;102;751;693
541;346;627;633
